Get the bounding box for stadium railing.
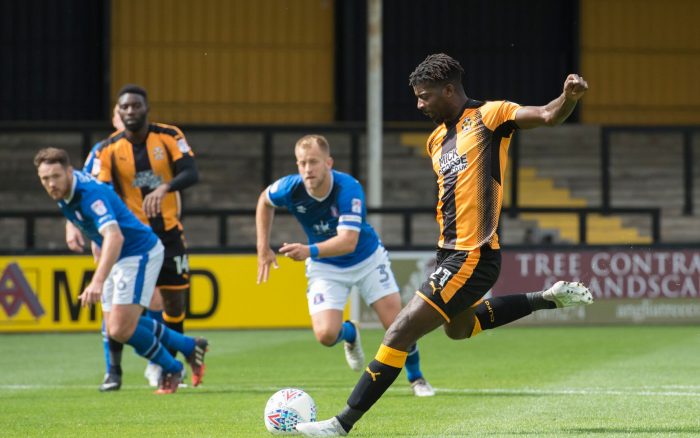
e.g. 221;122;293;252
0;206;660;254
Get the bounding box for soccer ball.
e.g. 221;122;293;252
264;388;317;435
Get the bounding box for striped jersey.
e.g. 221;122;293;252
426;99;520;250
96;123;193;235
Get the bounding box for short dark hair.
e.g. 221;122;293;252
117;84;148;101
34;147;71;168
408;53;465;87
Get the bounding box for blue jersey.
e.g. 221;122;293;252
58;170;158;259
83;138;111;177
266;170;380;268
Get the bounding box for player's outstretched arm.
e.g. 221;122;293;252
279;229;359;262
65;220;85;252
256;191;279;283
515;74;588;129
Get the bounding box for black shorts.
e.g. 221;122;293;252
417;245;501;322
156;227;189;290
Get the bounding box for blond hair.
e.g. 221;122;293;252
295;134;330;155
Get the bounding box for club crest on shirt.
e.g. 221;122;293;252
153;145;165;161
296;205;307;214
90;199;108;216
461;117;474;133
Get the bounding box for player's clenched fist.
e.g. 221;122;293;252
563;74;588;100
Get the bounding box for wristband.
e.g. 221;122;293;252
309;244;319;258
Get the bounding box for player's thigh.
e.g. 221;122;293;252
111;243;164;310
306;276;351;315
370;293;402;329
417;246;500;323
356;246;400;308
157;248;189;314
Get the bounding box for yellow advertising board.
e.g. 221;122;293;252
0;254;323;332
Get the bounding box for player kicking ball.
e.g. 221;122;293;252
296;54;592;435
256;135;434;397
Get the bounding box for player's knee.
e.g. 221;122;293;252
161;290;186;316
314;329;338;346
107;323;133;343
444;325;470;340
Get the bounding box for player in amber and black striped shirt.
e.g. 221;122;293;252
297;54;594;436
87;85;202;391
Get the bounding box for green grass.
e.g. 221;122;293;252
2;327;700;437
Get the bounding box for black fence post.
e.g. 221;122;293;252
350;131;360;178
218;213;228;247
403;212;412;247
683;130;694;216
601;128;611;212
26;216;35;249
578;211;587;245
652;209;661;243
262;131;273;188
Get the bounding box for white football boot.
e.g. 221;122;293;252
296;417;348;437
144;363;162;387
343;321;365;372
543;281;594;307
410;377;436;397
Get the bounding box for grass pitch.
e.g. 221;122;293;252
2;326;700;437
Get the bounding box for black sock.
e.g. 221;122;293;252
108;337;123;375
473;295;534;330
526;291;557;310
338;345;407;431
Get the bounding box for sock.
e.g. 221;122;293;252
125;323;183;374
527;291;557;310
473;295;534;332
404;344;423;382
338;344;407;432
138;316;195;358
333;321;357;345
108;337;124;375
101;320;110;374
147;309;165;324
163;312;185;358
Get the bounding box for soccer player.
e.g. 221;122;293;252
93;85;200;390
256;134;435;397
34;147;207;394
296;54;593;436
65;103;168;390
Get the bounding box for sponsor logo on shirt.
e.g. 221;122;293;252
439;149;468;175
177;138;191;153
133;170;163;190
351;198;362;214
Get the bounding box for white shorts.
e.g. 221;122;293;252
101;241;164;312
305;246;399;315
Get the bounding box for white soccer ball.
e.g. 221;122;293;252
264;388;317;435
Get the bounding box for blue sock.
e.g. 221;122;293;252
333;321;357;345
405;344;423;382
125;323;183;374
101;320;110;374
138;316;195;358
147;309;164;324
145;310;164;365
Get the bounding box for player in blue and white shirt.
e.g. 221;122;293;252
35;147;207;394
256;135;434;397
